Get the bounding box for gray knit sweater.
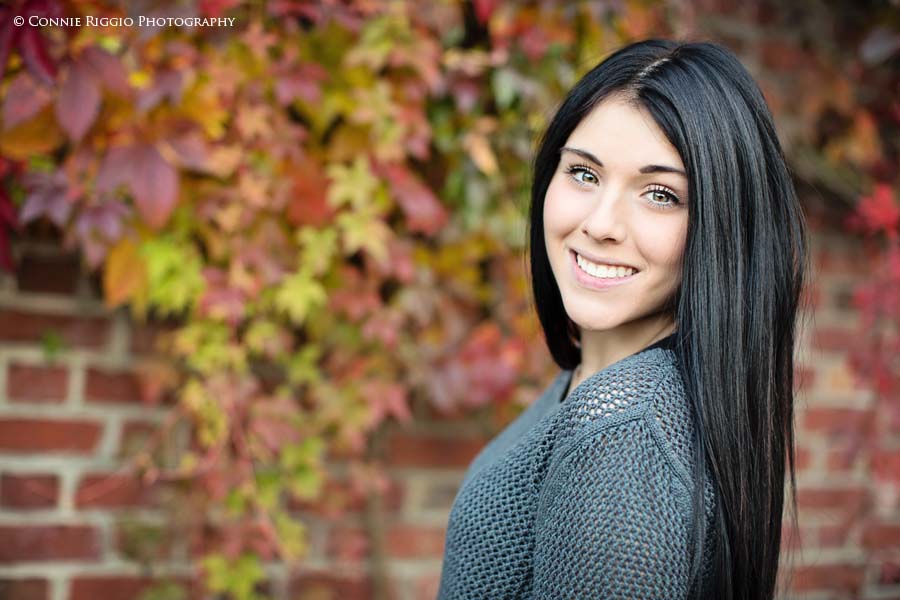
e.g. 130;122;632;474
436;334;716;599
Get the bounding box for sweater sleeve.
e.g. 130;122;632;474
532;411;694;599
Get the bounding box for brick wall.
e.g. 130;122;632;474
1;223;898;600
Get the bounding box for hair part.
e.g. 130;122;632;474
528;38;809;600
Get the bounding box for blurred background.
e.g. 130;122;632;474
0;0;898;599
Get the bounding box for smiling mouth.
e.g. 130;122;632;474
571;250;639;279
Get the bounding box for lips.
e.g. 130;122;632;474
570;249;639;272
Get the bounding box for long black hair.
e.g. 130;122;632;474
528;39;809;599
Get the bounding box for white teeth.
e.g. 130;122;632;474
575;253;635;278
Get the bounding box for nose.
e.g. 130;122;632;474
580;182;627;243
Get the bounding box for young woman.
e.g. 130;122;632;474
436;39;808;600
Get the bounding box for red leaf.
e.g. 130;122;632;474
274;63;327;106
18;21;57;86
0;12;22;85
0;187;18;272
286;158;332;227
856;184;900;236
136;69;184;113
2;71;52;130
198;0;242;18
20;169;71;226
379;163;447;236
164;131;212;173
82;46;131;97
131;144;179;229
96;145;136;195
473;0;500;25
363;379;411;429
55;60;100;142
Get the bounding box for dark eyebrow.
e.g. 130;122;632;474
559;146;686;177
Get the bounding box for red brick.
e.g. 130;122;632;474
289;571;373;600
793;445;811;471
6;363;68;403
790;563;865;593
872;449;900;481
413;573;441;600
84;368;141;404
75;473;158;508
15;252;81;295
0;579;48;600
880;560;900;586
0;418;101;454
802;407;871;437
780;522;803;551
386;524;446;559
812;326;857;353
826;443;863;471
70;577;195;600
0;474;59;508
792;365;815;391
862;522;900;550
796;486;868;514
0;525;100;563
327;525;370;563
385;432;487;468
800;284;821;310
0;309;109;348
818;522;853;548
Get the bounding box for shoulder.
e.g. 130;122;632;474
552;346;695;485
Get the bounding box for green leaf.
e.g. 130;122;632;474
335;204;393;264
273;266;327;326
202;553;266;600
284;344;322;386
326;155;381;211
140;236;205;317
296;226;338;276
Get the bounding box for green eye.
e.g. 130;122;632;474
565;164;599;186
645;185;681;208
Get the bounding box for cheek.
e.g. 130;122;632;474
640;217;687;271
543;175;579;235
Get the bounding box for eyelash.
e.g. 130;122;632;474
564;163;683;209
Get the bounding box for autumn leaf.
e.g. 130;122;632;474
273;266;327;326
286;158;332;227
2;71;53;131
326;155;381;211
103;237;148;308
19;169;72;227
380;163;447;235
335;204;393;266
0;185;19;271
0;107;64;159
56;59;101;143
296;226;338;276
131;144;179;230
856;184;900;238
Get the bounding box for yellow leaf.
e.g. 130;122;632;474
0;107;64;159
104;238;148;308
464;131;498;175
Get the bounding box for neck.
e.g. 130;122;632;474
566;314;675;398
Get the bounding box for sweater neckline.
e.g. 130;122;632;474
559;332;677;403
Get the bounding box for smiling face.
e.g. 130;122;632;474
543;93;689;340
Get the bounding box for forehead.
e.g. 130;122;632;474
565;96;684;170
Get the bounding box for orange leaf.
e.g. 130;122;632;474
104;237;148;308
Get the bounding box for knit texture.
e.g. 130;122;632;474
436;334;717;599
